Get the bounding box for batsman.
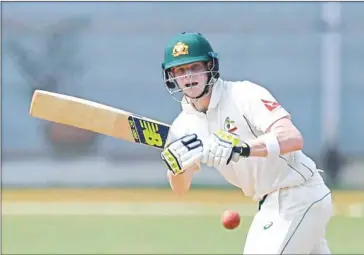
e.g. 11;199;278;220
160;32;333;254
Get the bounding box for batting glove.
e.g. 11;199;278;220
202;130;250;168
161;134;203;175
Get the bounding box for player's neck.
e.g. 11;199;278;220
192;94;211;113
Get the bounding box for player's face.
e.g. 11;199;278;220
171;62;209;98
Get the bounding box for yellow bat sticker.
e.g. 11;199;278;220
128;116;169;149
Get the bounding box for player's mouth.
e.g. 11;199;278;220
185;82;198;88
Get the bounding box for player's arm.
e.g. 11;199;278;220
162;134;202;195
167;163;199;195
236;81;303;158
244;116;303;157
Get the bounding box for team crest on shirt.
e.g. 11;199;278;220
172;42;189;57
224;117;238;133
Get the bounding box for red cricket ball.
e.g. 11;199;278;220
221;210;241;230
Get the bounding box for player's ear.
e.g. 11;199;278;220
207;61;213;69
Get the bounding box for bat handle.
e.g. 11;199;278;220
231;147;242;163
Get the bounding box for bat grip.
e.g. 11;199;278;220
231;147;242;163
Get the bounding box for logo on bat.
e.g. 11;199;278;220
128;116;169;149
128;118;141;143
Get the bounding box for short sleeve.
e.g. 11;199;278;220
164;112;202;172
165;112;190;148
232;81;290;133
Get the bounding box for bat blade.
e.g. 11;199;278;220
29;90;170;149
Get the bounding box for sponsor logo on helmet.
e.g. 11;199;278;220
172;42;189;57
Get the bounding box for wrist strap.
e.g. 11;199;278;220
263;133;281;158
238;142;251;157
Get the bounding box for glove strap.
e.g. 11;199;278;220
238;142;251;157
227;143;251;164
161;149;182;175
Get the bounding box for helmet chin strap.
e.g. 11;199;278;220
195;84;211;99
186;77;216;102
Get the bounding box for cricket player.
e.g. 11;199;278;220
160;32;333;254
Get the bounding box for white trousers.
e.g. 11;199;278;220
243;179;333;254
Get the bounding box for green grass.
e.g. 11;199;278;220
2;213;364;254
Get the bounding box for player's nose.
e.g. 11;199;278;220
181;72;192;83
183;70;193;78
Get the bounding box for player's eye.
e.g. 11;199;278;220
191;64;205;73
173;68;185;77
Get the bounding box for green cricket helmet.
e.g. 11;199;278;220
161;32;220;101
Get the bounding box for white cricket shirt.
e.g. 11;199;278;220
167;78;324;201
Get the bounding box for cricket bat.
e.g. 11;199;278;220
29;90;241;161
29;90;170;149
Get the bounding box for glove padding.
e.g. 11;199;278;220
161;134;203;175
202;130;241;168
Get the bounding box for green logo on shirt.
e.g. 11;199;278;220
263;221;273;230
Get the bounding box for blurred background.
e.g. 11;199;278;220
2;2;364;254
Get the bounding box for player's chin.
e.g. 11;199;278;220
184;91;203;99
184;88;204;98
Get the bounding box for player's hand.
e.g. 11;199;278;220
202;130;242;168
161;134;203;175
